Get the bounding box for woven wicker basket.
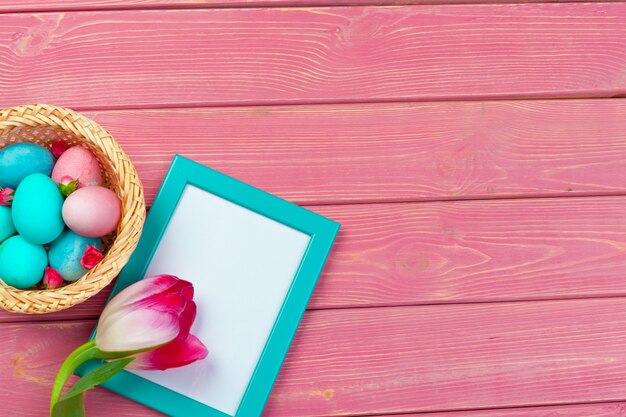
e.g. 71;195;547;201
0;104;145;314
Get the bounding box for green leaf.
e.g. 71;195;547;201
62;357;135;401
52;393;85;417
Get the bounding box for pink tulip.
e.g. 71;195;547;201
95;275;208;364
51;275;207;415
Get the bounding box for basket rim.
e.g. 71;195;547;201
0;103;146;314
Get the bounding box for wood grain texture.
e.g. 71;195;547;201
1;0;620;13
3;195;626;321
81;99;626;206
312;196;626;309
7;299;626;416
0;321;161;417
3;4;626;108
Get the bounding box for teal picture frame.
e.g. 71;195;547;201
78;155;340;417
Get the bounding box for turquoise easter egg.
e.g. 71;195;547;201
0;206;16;244
0;235;47;289
49;230;102;282
0;143;54;189
12;173;65;245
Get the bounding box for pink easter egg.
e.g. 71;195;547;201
62;186;121;238
51;146;102;188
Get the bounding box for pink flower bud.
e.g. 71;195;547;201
0;187;14;206
51;140;70;158
58;176;79;198
80;245;104;269
43;267;63;289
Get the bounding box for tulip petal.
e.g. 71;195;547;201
128;334;208;371
175;301;196;342
135;292;186;314
180;280;194;300
103;275;179;316
96;308;180;352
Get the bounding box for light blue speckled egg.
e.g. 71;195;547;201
49;229;102;282
0;143;54;189
12;173;65;245
0;235;47;289
0;206;16;244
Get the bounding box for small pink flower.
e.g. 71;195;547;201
81;245;104;269
58;176;79;198
43;267;63;289
0;187;14;206
51;140;69;158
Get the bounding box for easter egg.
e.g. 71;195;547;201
0;206;15;244
51;146;102;188
49;230;102;282
0;235;47;289
0;143;54;188
12;173;65;244
63;186;121;238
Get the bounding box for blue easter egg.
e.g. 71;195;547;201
0;235;47;289
12;173;65;245
49;229;102;282
0;143;54;189
0;206;16;244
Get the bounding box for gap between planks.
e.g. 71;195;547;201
1;0;624;15
291;191;626;209
318;400;626;417
19;94;626;115
14;294;626;326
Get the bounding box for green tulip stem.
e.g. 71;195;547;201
49;340;158;416
50;340;100;415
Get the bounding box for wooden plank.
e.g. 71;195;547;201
2;4;626;108
6;299;626;416
312;196;626;309
83;100;626;206
4;195;626;320
1;0;620;13
269;299;626;415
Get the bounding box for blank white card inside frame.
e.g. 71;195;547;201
130;185;311;416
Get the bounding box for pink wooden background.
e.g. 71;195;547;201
2;1;626;417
